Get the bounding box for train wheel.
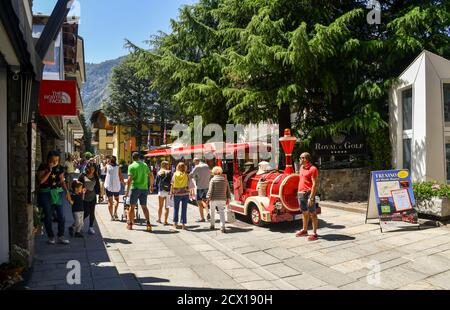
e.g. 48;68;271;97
249;204;263;227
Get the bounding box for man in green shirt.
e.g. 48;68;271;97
125;152;154;231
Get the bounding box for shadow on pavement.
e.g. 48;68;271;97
26;200;129;290
224;226;253;234
103;238;132;245
151;230;180;235
319;234;356;241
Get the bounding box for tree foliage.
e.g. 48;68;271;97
127;0;450;165
103;54;178;150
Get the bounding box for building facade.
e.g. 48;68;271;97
0;0;83;265
390;50;450;184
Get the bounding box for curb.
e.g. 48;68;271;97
320;201;367;214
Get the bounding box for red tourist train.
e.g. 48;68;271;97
146;129;320;226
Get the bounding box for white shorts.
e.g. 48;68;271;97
158;191;170;198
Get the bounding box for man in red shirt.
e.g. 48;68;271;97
296;153;319;241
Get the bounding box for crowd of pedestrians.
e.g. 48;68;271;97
36;149;322;245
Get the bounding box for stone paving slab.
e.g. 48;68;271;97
28;194;450;290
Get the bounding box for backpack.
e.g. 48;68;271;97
160;171;172;192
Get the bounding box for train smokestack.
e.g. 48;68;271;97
279;129;297;174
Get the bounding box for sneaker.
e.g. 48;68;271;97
307;234;318;241
295;230;308;238
47;238;56;245
75;232;84;238
88;227;96;235
58;237;70;245
68;227;74;237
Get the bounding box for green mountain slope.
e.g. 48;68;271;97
81;57;125;122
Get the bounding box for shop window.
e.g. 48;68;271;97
106;143;114;150
444;83;450;126
403;138;412;171
106;130;114;137
402;88;413;131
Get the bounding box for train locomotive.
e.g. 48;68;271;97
229;129;320;226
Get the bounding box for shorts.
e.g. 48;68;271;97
105;189;120;198
158;191;169;198
197;189;208;201
298;192;317;213
100;175;106;182
130;189;148;206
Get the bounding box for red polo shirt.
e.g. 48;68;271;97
298;164;319;193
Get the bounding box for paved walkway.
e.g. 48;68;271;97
27;195;450;290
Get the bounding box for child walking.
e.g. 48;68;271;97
69;180;85;238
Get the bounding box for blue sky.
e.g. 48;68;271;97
33;0;198;63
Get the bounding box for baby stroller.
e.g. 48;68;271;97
121;195;142;225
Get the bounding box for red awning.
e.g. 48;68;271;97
170;144;216;156
145;143;272;158
217;143;272;154
145;148;171;157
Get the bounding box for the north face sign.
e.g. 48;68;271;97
39;80;77;116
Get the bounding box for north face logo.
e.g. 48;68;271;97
44;91;72;104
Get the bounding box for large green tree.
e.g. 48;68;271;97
129;0;450;167
103;55;158;152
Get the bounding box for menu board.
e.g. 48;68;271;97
366;170;419;231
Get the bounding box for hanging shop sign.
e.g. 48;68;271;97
313;132;367;156
39;80;77;116
366;170;420;232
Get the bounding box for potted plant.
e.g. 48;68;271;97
413;182;450;219
0;245;29;290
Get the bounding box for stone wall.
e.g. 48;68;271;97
7;79;34;265
318;168;370;202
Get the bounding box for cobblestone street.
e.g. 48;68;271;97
27;196;450;290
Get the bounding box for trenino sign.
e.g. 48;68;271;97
39;80;77;116
366;169;420;232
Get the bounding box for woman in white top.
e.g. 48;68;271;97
104;156;124;221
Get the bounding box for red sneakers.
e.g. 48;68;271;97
308;234;318;241
295;230;308;237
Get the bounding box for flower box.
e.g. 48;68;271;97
416;197;450;219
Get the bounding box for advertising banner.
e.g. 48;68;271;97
39;80;77;116
366;170;419;232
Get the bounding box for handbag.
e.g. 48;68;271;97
166;195;175;208
226;209;236;223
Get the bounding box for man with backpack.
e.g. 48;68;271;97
155;161;172;225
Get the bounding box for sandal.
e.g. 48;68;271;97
308;234;318;241
126;222;133;230
296;230;308;237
